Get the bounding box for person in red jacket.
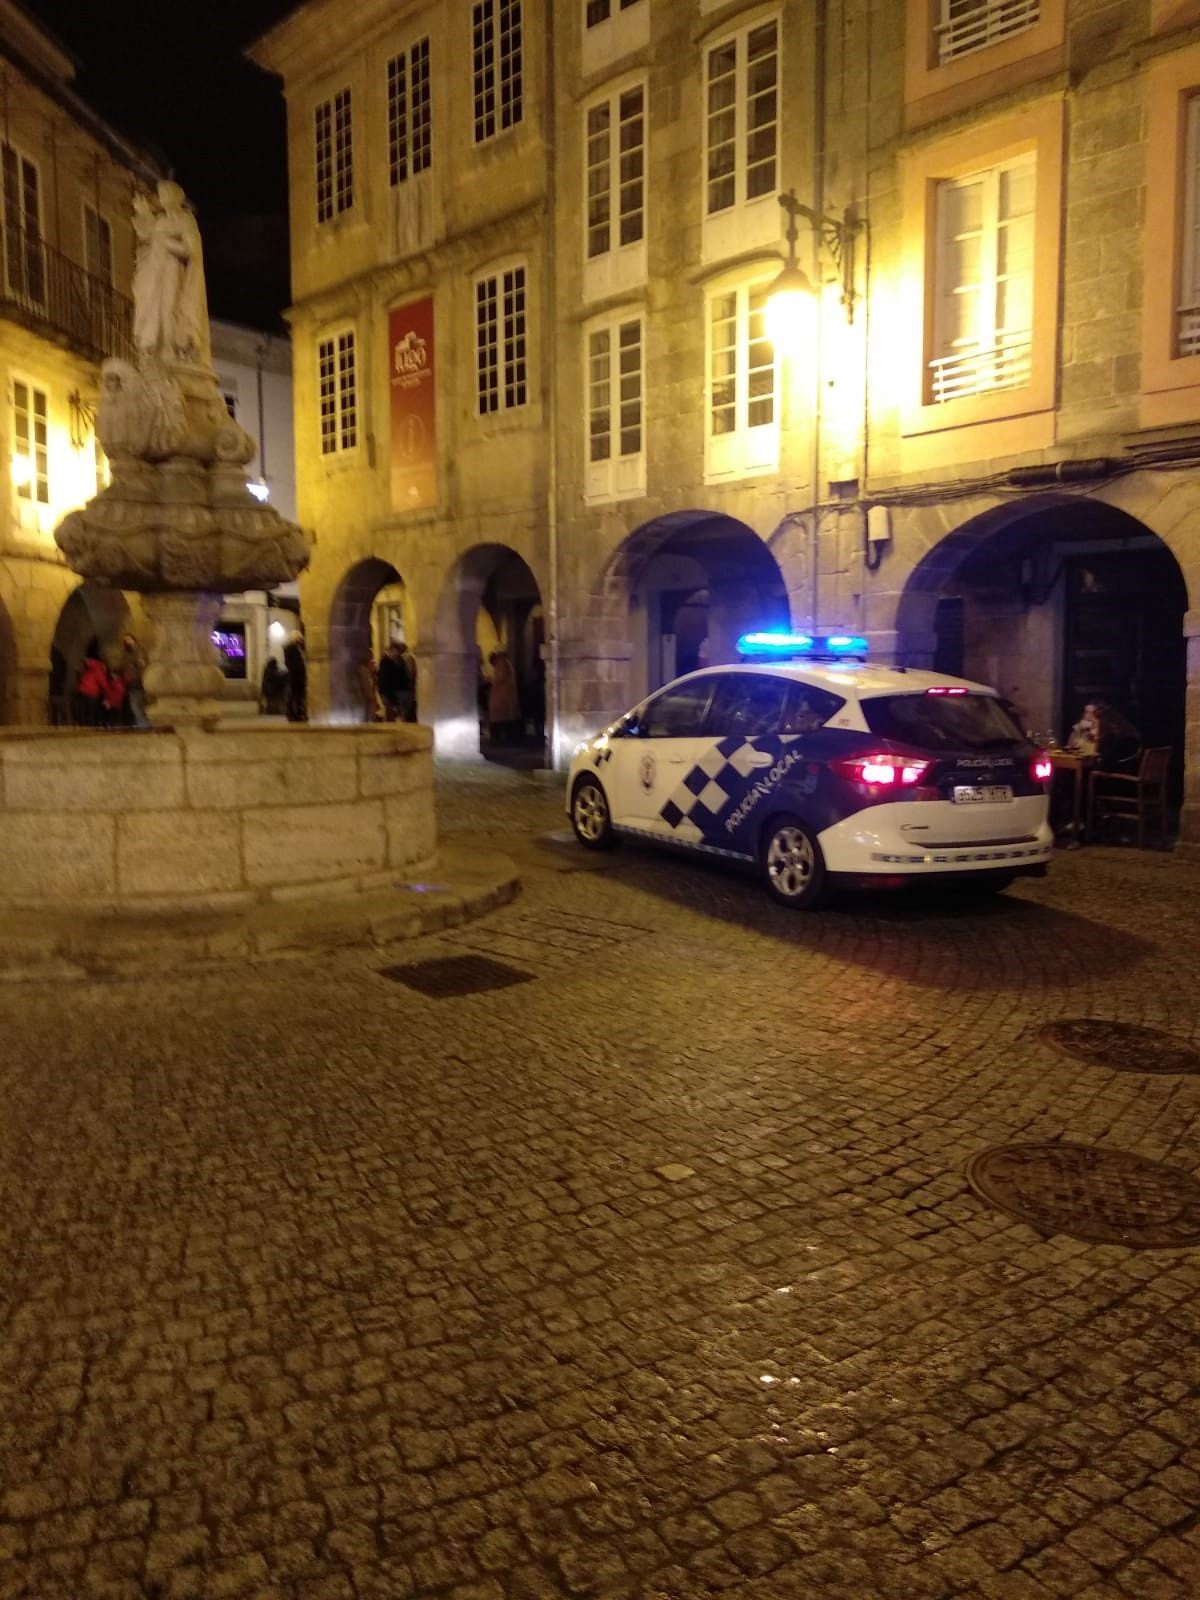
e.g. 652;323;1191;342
75;652;109;727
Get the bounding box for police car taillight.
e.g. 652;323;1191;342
831;753;932;787
1032;752;1054;782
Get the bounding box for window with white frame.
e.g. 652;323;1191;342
930;154;1035;404
12;379;48;504
705;18;778;217
936;0;1040;66
388;38;432;186
472;0;522;144
318;330;358;454
476;266;527;414
584;82;645;296
2;144;43;305
83;205;113;286
585;312;644;501
315;88;354;223
1179;95;1200;357
706;281;777;479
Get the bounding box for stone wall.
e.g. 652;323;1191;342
0;723;435;910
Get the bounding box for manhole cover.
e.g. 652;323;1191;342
1039;1019;1200;1075
378;954;534;997
965;1143;1200;1249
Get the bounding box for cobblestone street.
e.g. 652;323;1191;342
1;762;1198;1600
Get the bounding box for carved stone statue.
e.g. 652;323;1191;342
132;180;211;368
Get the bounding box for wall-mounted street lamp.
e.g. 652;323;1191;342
768;188;864;334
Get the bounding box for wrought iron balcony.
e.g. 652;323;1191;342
0;226;132;365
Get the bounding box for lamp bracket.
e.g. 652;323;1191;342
778;189;866;322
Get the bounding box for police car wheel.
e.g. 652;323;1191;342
760;817;828;909
571;775;616;850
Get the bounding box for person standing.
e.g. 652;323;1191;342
354;652;379;723
487;649;519;743
394;641;418;722
75;650;109;727
377;643;404;722
283;630;308;722
260;657;287;716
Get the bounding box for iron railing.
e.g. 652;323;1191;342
936;0;1040;64
1177;305;1200;358
929;335;1032;403
0;226;132;365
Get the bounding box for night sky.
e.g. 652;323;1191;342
21;0;298;325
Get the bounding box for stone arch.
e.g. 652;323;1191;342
430;543;545;761
894;491;1190;831
560;510;789;754
326;557;408;723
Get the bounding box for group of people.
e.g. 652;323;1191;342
351;641;419;724
73;634;148;728
260;631;309;722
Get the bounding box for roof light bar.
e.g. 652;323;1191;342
737;631;869;660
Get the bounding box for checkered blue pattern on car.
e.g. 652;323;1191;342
659;735;801;843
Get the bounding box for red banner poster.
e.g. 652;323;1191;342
388;298;436;512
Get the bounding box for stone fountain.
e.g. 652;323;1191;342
56;180;309;726
0;182;464;939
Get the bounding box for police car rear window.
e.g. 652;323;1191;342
863;693;1025;751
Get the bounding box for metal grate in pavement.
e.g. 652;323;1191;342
377;954;535;998
965;1142;1200;1249
1039;1019;1200;1076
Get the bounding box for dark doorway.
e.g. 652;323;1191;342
933;597;965;678
1062;549;1187;800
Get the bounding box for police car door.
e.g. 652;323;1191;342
611;674;718;837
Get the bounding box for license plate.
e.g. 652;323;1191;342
953;784;1013;804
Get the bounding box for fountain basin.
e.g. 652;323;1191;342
0;723;436;912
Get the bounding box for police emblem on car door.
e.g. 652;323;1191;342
611;676;718;833
652;674;808;852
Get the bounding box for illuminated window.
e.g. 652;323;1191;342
1179;96;1200;357
318;330;357;454
83;205;113;286
585;0;643;24
387;38;432;185
473;0;522;143
2;144;43;305
12;379;48;503
930;155;1034;403
937;0;1040;65
315;88;353;223
705;18;777;216
585;313;644;501
476;266;527;414
706;281;777;480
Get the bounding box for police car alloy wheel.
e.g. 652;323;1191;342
570;775;616;850
761;816;828;909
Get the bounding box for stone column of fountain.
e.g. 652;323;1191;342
56;180;310;722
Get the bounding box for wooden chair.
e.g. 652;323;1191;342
1086;746;1171;847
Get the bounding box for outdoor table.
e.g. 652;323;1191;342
1048;749;1096;844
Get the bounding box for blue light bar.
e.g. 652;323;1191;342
737;631;869;659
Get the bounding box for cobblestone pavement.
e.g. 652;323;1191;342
1;761;1199;1600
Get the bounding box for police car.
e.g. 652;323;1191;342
566;633;1055;909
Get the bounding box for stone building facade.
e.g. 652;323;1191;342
0;3;159;724
252;0;1200;848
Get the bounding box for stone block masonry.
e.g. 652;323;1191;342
0;723;436;911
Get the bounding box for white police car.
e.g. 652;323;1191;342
566;633;1055;909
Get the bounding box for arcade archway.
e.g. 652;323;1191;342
327;558;409;723
49;584;132;725
896;495;1188;802
431;545;544;762
602;510;788;702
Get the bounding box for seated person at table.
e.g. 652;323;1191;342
1066;703;1100;755
1093;702;1141;771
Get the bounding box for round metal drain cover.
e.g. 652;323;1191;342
1040;1019;1200;1076
965;1143;1200;1249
